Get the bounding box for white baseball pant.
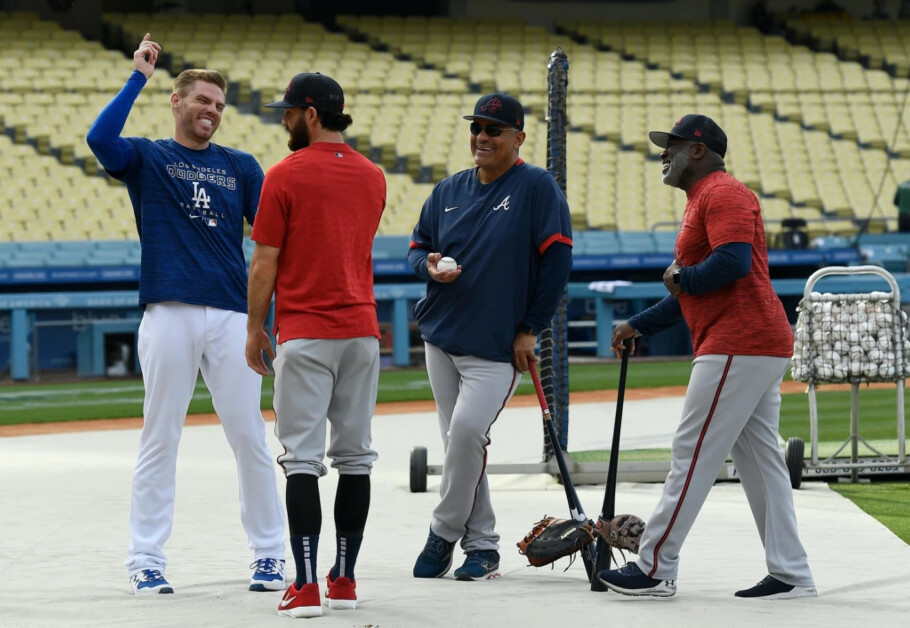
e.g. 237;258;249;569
125;302;285;575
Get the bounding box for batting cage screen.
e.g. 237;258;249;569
540;48;570;458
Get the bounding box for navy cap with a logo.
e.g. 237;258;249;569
649;114;727;158
463;93;524;131
265;73;344;113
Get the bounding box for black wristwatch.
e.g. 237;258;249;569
672;270;681;285
518;324;539;336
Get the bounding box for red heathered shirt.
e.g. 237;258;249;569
676;170;792;358
252;142;386;341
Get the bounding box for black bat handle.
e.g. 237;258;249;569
604;339;631;518
591;339;631;592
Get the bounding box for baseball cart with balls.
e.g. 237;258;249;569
789;265;910;487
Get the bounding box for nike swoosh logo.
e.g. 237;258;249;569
189;215;201;219
279;597;295;608
444;206;458;212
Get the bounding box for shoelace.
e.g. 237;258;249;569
464;551;497;566
138;569;165;582
251;558;281;575
616;562;642;576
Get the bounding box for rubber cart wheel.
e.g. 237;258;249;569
786;437;805;490
410;446;428;493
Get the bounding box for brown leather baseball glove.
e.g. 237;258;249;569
594;513;645;554
517;516;595;567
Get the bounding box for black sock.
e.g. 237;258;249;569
331;475;370;581
286;474;321;586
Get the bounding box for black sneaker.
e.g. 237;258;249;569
735;575;817;599
413;526;455;578
597;562;676;597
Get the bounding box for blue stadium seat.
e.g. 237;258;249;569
578;230;621;255
242;237;255;262
49;250;91;266
85;242;138;266
860;244;909;273
857;233;910;247
0;243;16;268
6;252;48;268
652;231;678;253
618;231;656;254
811;235;849;249
373;235;411;260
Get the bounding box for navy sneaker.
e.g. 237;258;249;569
454;550;501;581
597;562;676;597
735;575;817;599
249;558;286;592
130;569;174;595
413;527;455;578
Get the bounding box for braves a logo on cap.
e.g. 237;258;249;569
481;98;503;113
693;130;702;137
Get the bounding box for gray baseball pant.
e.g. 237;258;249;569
273;337;379;478
424;342;520;552
635;354;815;588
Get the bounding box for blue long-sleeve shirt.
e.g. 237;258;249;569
86;71;264;313
629;241;752;334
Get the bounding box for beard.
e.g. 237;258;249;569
287;117;310;152
662;149;690;187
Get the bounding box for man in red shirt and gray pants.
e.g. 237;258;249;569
246;73;386;618
601;115;816;600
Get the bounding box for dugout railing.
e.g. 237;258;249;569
6;275;910;381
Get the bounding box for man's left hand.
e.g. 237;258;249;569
512;331;538;372
663;260;681;296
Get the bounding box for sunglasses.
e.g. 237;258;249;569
469;122;515;137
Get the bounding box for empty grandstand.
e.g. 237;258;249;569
2;0;910;377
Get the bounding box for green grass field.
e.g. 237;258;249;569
2;359;907;543
0;361;700;425
3;361;906;452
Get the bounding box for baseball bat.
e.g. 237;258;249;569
529;362;596;582
590;338;631;592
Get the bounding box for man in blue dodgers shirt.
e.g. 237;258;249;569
87;34;286;596
408;93;574;581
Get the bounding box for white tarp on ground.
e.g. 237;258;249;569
1;397;909;627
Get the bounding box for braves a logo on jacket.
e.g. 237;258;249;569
492;195;511;211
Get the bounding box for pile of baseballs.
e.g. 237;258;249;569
791;291;910;383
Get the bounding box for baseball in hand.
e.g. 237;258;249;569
437;256;458;272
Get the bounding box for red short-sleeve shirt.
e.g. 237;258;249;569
253;142;387;341
676;171;792;358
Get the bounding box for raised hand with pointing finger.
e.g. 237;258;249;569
133;33;161;79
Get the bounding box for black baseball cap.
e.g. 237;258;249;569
649;114;727;158
463;93;524;131
265;73;344;113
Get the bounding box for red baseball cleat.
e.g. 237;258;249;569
325;572;357;610
277;582;322;618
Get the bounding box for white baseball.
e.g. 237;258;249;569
437;256;458;272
